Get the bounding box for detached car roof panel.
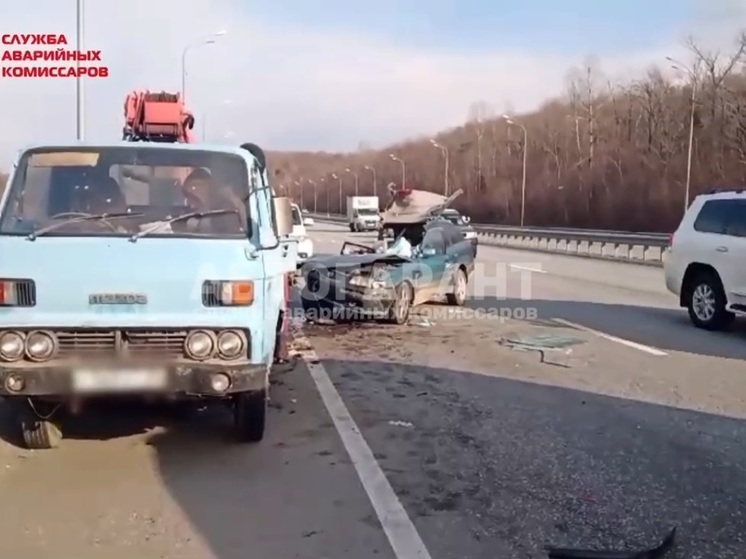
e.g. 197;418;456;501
381;188;463;225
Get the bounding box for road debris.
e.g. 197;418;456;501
544;526;676;558
409;315;433;327
498;333;586;367
388;420;414;428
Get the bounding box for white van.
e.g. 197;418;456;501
291;203;314;263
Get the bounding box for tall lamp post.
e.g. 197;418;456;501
502;115;528;227
307;179;317;213
181;30;226;101
429;139;449;195
667;56;698;212
389;154;405;189
345;168;359;196
331;173;343;213
294;180;303;207
364;165;377;197
320;177;328;214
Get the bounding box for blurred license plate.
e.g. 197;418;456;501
72;367;168;393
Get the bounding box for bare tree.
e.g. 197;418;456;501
265;35;746;231
5;38;737;234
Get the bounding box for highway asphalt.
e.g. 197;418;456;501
0;222;743;558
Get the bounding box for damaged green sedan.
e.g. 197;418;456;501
299;188;475;324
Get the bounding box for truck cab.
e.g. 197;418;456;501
0;142;296;449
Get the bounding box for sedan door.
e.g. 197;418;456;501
413;229;447;304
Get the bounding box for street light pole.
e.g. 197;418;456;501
308;179;317;213
321;178;328;214
667;56;698;212
294;180;303;207
389;154;405;189
181;30;226;102
429;139;449;195
75;0;85;140
364;165;377;197
332;173;342;213
502;115;528;227
345;168;359;196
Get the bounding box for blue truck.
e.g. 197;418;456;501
0;141;296;449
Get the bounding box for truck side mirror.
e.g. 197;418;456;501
272;197;294;237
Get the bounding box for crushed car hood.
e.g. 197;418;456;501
303;253;410;270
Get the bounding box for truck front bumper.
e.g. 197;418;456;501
0;362;269;398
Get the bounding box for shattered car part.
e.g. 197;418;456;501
545;527;676;559
300;188;475;323
497;334;585;366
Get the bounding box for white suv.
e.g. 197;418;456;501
665;191;746;330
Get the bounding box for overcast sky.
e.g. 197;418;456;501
0;0;742;162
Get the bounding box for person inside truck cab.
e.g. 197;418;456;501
180;168;247;233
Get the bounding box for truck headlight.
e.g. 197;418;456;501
185;330;215;360
464;230;476;239
25;331;56;361
0;331;25;362
217;330;244;359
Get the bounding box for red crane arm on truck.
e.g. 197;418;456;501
122;90;195;143
120;91;291;363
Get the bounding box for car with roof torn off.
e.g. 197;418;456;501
299;187;475;324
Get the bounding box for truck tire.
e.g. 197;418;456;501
349;224;355;232
15;400;62;450
233;390;267;442
239;142;267;173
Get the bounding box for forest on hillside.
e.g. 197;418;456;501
2;37;746;233
269;36;746;233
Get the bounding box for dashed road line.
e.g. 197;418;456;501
553;317;668;356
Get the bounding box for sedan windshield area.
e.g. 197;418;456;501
0;146;251;239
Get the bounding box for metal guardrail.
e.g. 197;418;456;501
305;213;669;266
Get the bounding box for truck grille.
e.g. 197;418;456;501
56;329;188;358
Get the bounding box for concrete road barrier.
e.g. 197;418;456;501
305;213;669;266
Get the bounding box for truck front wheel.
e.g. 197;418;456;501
15;399;62;450
233;390;267;442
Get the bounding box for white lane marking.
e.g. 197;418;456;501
509;264;547;274
291;323;432;559
552;317;668;356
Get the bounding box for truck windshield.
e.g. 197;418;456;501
0;146;251;239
